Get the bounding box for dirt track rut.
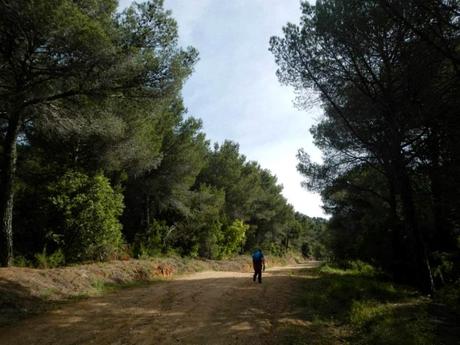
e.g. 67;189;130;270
0;263;318;345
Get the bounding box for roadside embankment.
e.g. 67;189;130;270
0;254;304;326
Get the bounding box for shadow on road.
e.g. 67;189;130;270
0;265;324;345
0;277;52;327
1;263;451;345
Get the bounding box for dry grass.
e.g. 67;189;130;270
0;254;300;326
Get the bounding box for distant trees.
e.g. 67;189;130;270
271;0;460;291
0;0;322;266
125;138;324;260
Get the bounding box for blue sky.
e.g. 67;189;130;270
119;0;325;218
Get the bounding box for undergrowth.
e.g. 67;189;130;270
89;279;157;296
282;261;434;345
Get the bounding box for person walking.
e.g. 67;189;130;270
252;248;265;283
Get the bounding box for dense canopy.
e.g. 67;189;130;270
0;0;324;267
271;0;460;292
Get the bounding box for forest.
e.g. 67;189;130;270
1;0;459;297
0;0;325;269
1;0;460;344
270;0;460;293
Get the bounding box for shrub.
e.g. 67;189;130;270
350;300;433;345
432;251;456;284
49;171;124;262
301;242;311;257
133;220;169;258
34;248;65;268
435;280;460;315
198;219;223;259
13;255;32;267
347;260;377;275
321;260;377;276
220;219;248;257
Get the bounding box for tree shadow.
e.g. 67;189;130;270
295;270;412;321
0;266;452;345
429;302;460;345
0;277;51;327
287;269;443;345
0;266;339;345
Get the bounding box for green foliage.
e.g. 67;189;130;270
12;256;33;268
435;280;460;316
220;219;248;257
0;0;198;266
289;214;329;260
320;260;377;277
301;242;310;257
188;185;225;259
34;248;65;269
2;0;326;267
350;300;433;345
271;0;460;291
432;251;456;284
133;220;169;258
159;184;225;259
49;171;124;262
291;265;433;345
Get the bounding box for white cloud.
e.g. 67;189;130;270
243;139;325;218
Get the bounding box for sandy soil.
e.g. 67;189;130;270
0;263;318;345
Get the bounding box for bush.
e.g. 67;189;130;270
321;260;377;276
34;248;65;268
347;260;377;275
220;219;248;257
301;242;311;257
133;220;169;258
198;220;223;259
432;251;457;284
350;300;433;345
298;264;433;345
435;280;460;315
13;255;32;267
49;171;124;262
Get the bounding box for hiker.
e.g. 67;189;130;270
252;248;265;283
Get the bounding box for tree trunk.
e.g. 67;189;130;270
145;194;150;231
428;130;453;252
386;137;435;293
388;181;405;281
398;168;435;293
0;114;21;267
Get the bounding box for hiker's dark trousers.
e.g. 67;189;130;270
253;261;262;283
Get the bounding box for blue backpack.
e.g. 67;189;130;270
252;250;263;262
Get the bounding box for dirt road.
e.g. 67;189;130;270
0;263;318;345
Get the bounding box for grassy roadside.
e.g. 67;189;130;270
278;262;459;345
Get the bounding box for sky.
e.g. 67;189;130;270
119;0;326;218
